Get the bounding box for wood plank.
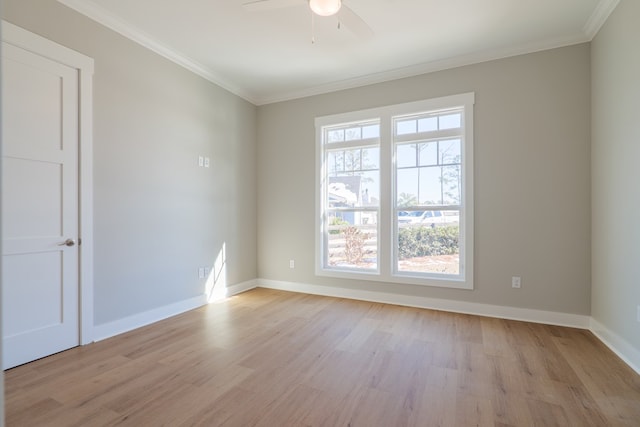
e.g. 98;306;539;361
5;288;640;426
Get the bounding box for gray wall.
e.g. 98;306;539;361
257;44;592;315
591;0;640;351
3;0;258;325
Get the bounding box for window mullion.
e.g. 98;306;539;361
379;114;392;278
323;138;379;150
394;128;460;144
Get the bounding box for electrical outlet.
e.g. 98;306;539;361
204;267;211;277
198;156;204;167
512;276;521;289
289;260;295;269
204;157;210;168
198;267;205;279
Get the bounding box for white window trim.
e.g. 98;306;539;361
316;93;474;290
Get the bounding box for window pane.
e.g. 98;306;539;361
397;215;460;274
328;151;343;173
396;119;417;135
396;168;418;207
343;149;361;172
418;141;438;166
327;129;344;143
328;148;379;208
362;124;380;139
397;144;417;168
441;165;462;204
328;175;380;208
327;211;378;270
398;163;461;206
439;113;461;130
418;167;443;205
328;147;378;173
328;180;358;207
362;147;380;170
359;171;379;207
418;117;438;132
439;139;461;165
345;127;362;141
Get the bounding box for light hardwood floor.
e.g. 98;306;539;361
5;288;640;426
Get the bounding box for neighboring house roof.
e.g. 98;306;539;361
328;176;361;206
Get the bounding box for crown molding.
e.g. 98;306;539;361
56;0;257;104
57;0;616;107
255;32;591;105
583;0;620;40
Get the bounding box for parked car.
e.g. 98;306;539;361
398;210;459;227
398;211;424;224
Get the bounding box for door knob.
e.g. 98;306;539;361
58;239;76;247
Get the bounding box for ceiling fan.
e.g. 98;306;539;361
242;0;374;39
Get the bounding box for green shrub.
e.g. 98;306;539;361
398;225;459;259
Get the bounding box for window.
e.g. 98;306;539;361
316;93;474;289
320;120;380;272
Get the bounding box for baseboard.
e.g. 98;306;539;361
208;279;259;302
92;279;257;342
257;279;591;329
590;318;640;375
90;278;640;377
257;279;640;375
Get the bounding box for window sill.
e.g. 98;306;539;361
316;266;473;290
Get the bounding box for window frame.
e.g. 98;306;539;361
315;93;474;290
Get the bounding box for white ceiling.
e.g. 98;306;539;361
58;0;618;105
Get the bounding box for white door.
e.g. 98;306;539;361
2;40;81;369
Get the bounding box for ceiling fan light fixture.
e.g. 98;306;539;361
309;0;342;17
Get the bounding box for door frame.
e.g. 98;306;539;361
2;21;95;345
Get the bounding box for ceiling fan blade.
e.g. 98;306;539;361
242;0;302;12
339;4;374;39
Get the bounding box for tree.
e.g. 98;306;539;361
397;192;417;208
329;148;376;183
440;155;461;204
